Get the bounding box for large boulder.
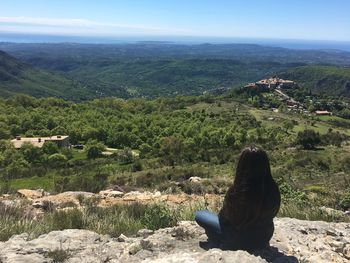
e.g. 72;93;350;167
32;191;97;209
122;191;162;202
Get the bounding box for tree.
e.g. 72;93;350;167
116;148;134;164
87;145;103;159
42;141;59;155
85;140;106;159
47;153;67;168
20;143;43;163
282;120;295;133
296;129;321;150
321;131;346;147
4;157;29;179
160;136;184;165
0;124;10;139
139;143;152;158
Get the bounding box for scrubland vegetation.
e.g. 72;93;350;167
0;90;349;241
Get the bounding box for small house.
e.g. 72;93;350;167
11;135;70;149
315;111;332;116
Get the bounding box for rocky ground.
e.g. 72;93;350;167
1;188;350;262
2;188;349;218
0;218;349;263
0;188;224;220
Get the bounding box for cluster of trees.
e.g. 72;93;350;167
0;95;291;165
0;140;68;179
295;129;348;149
0;94;297;180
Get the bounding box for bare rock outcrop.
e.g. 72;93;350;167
17;189;46;199
32;191;97;209
0;218;349;263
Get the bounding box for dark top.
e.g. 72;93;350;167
218;179;280;251
218;210;274;251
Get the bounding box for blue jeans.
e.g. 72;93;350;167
195;210;223;243
195;210;274;251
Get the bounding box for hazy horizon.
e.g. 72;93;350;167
1;32;350;52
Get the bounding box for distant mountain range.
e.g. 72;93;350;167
1;33;350;52
0;43;350;99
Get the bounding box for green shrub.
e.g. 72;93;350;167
47;154;67;168
87;146;103;159
54;173;108;193
304;185;328;195
339;192;350;210
279;202;350;222
131;160;143;172
181;181;204;195
49;210;85;230
141;204;178;230
276;178;307;204
295;129;321;149
46;249;70;263
0;180;13;195
85;140;106;159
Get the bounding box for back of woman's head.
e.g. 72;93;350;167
233;146;273;190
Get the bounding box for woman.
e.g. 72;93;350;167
195;146;280;251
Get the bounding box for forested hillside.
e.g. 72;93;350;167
1;43;350;99
280;65;350;98
0;51;94;99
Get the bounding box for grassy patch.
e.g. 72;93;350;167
279;202;350;223
46;249;71;263
6;175;56;191
0;201;208;242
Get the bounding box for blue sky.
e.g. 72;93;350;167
0;0;349;41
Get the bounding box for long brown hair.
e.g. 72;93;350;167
221;146;280;229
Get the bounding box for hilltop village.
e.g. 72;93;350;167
244;77;333;116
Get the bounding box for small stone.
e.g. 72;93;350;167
117;234;128;242
137;229;154;238
99;189;124;199
128;242;142;255
328;240;344;253
140;239;153;250
343;244;350;259
32;200;56;211
326;230;338;237
188;177;202;183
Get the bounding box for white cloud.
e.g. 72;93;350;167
0;16;191;36
0;16;101;27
